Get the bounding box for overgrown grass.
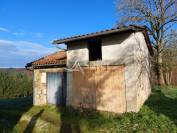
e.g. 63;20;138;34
1;86;177;133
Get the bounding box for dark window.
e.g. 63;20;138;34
88;39;102;61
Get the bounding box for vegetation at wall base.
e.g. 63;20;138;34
0;86;177;133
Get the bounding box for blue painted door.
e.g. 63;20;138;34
47;72;63;104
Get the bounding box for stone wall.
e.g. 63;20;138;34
33;68;65;105
33;70;46;105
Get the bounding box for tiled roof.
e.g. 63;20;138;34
26;51;66;68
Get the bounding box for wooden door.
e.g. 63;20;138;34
95;66;126;113
72;68;96;109
72;66;126;113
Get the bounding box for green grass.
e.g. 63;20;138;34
0;97;32;132
1;86;177;133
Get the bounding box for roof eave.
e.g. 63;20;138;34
52;26;143;45
26;63;66;70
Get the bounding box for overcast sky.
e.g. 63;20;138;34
0;0;117;67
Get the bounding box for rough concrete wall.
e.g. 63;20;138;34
67;40;89;67
33;68;65;105
133;32;151;110
67;32;135;66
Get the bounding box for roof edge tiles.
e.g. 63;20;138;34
26;51;66;69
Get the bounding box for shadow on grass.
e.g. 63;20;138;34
0;97;33;132
55;90;81;133
24;109;44;133
57;106;106;133
54;72;81;133
146;89;177;125
59;108;81;133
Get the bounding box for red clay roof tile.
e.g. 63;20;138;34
26;51;66;68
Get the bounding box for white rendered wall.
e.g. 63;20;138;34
133;32;151;110
67;40;88;67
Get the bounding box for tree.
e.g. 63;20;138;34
0;71;33;98
162;30;177;85
117;0;177;85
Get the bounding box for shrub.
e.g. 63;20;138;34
0;71;33;99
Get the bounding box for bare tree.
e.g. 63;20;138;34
117;0;177;85
162;30;177;85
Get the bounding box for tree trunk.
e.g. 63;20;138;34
164;72;170;85
165;71;173;85
157;46;165;85
169;71;172;84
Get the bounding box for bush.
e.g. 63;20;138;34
0;71;33;99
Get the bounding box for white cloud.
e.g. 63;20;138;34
12;32;25;36
0;39;58;67
0;26;44;38
12;31;44;38
0;27;9;32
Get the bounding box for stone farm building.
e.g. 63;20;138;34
26;25;153;113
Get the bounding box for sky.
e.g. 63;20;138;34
0;0;118;68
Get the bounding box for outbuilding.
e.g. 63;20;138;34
27;25;153;113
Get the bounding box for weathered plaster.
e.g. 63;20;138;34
133;32;151;110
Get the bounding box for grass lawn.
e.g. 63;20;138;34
0;86;177;133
